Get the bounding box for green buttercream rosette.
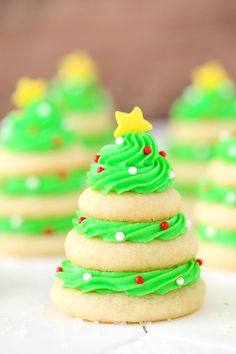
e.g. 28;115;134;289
197;224;236;247
170;83;236;120
87;132;175;194
49;80;111;114
0;98;76;152
0;215;73;236
73;211;187;243
198;178;236;206
57;259;200;296
0;169;86;196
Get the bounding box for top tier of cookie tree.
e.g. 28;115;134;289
49;51;113;150
51;107;204;323
196;131;236;270
168;61;236;212
0;78;90;257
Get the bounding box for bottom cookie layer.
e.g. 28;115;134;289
0;234;65;257
51;278;205;323
198;241;236;270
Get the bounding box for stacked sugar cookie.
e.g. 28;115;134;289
196;131;236;270
0;78;91;256
49;51;113;152
169;62;236;216
51;107;205;323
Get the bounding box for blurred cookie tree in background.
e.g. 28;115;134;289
0;0;236;118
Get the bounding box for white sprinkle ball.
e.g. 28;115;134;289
186;219;192;229
183;86;203;103
36;103;51;117
116;137;124;145
10;215;23;228
205;226;215;238
26;176;40;190
128;166;137;175
225;192;236;204
1;124;11;139
115;231;125;241
219;130;230;141
176;277;185;286
83;272;92;281
228;145;236;157
169;170;175;179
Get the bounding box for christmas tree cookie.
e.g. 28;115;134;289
196;131;236;270
51;106;205;323
169;61;236;216
49;51;113;151
0;78;90;256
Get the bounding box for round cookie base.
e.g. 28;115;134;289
51;278;205;323
198;241;236;271
0;234;65;257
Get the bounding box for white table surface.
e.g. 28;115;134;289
0;258;236;354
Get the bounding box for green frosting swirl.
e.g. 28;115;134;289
0;99;75;152
0;169;86;196
57;259;200;296
87;132;174;194
73;212;187;243
169;142;214;162
49;80;111;113
215;134;236;164
199;179;236;206
0;215;72;236
170;84;236;120
197;224;236;247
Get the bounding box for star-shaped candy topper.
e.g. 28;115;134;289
114;106;153;138
191;61;229;92
58;51;98;83
12;77;46;108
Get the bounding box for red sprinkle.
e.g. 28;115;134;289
56;266;63;272
159;150;167;157
143;146;152;155
58;170;68;180
93;154;100;163
135;275;144;285
97;167;105;173
44;227;54;235
52;136;63;148
204;183;211;192
160;221;169;230
78;217;86;224
196;258;203;266
28;124;38;134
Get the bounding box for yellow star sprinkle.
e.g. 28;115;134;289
191;61;229;91
12;77;46;108
58;51;98;82
114;106;153;138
